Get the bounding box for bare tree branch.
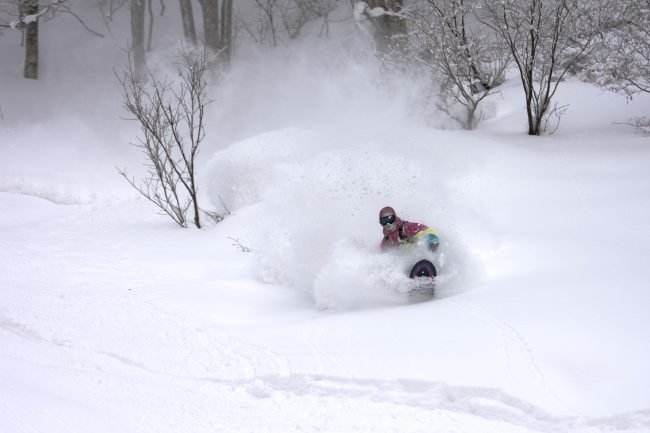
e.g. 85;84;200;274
480;0;599;135
409;0;510;129
117;47;216;228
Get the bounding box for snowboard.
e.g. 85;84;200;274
408;259;437;297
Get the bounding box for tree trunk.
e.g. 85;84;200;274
220;0;232;64
131;0;146;77
198;0;220;53
366;0;407;55
196;0;233;64
179;0;197;45
23;0;38;80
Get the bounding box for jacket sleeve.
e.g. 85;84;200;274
407;224;439;247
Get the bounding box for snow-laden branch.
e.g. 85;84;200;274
354;1;406;22
7;0;104;37
8;0;63;29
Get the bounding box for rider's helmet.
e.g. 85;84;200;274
379;206;398;231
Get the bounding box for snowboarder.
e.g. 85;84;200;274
379;206;439;252
379;206;439;281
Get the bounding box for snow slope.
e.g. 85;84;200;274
2;2;650;432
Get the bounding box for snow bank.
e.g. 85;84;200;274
0;116;131;203
207;125;511;308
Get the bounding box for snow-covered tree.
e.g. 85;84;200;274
409;0;510;129
590;0;650;97
354;0;407;55
22;0;38;79
1;0;104;79
480;0;600;135
577;0;650;132
0;0;57;79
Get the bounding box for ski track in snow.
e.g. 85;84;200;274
3;318;650;433
547;152;635;237
0;200;287;381
449;298;580;416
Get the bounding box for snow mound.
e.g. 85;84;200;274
0;115;130;203
208;127;489;308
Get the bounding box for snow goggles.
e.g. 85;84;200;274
379;215;396;226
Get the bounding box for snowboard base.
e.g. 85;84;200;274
408;259;436;298
409;259;437;279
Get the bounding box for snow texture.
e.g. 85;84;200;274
1;1;650;432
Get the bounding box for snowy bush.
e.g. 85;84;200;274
576;0;650;134
408;0;510;130
353;0;408;56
